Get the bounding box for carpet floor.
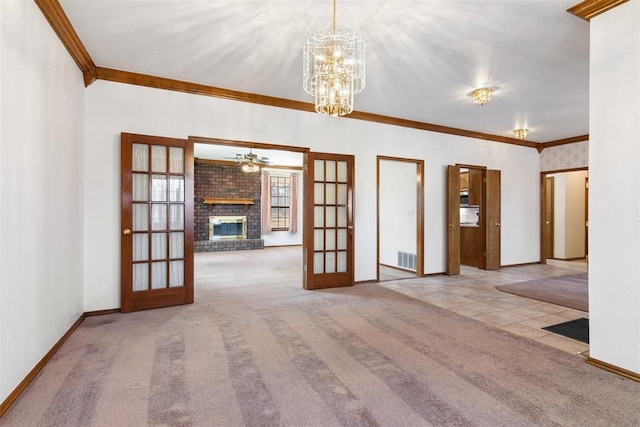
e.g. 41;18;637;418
494;272;588;312
3;273;638;426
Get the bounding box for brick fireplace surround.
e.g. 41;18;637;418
194;161;264;252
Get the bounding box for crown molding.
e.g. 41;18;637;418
37;0;541;149
33;0;96;86
567;0;629;21
538;134;589;152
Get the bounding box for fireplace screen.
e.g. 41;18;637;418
209;216;247;240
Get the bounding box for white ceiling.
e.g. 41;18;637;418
59;0;590;146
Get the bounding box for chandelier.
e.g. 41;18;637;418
303;0;365;116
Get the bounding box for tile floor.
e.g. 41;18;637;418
379;259;589;356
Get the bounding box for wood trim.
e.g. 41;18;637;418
33;0;97;85
34;4;586;150
539;134;589;152
203;197;254;206
84;308;120;317
190;136;310;154
586;357;640;382
195;158;238;167
94;68;540;149
96;67;315;112
567;0;629;21
541;166;589;174
0;313;85;417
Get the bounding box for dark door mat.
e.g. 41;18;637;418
543;318;589;344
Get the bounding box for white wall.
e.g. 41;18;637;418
262;170;303;247
0;0;85;403
379;160;416;268
589;0;640;374
84;81;541;311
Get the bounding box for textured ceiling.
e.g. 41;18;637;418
59;0;590;144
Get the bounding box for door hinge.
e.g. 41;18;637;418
585;182;589;189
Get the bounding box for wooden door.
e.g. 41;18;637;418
304;152;354;289
484;169;501;270
121;133;194;312
544;176;555;259
446;165;461;275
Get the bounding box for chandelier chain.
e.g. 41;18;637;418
332;0;336;35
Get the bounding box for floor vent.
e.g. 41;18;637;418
397;252;416;270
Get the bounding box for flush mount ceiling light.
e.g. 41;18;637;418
471;87;493;105
303;0;365;116
512;128;529;139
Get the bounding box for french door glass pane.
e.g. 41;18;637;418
170;260;184;287
133;174;148;201
314;183;325;204
337;206;347;227
133;204;149;231
337;184;347;205
326;160;336;182
337;229;347;250
325;252;336;273
314;206;324;227
325;206;336;227
152;233;167;260
337;161;347;183
152;204;167;230
314;159;324;181
151;146;167;172
325;229;336;250
313;252;324;274
337;251;347;272
169;204;184;230
314;229;324;251
132;144;149;172
151;262;167;289
326;183;336;204
133;234;148;261
169;177;185;202
169;147;184;173
170;232;184;258
132;264;148;291
151;175;167;201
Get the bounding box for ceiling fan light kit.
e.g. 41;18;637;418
303;0;365;117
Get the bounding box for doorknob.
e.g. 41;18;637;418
494;223;500;227
347;225;354;230
122;228;132;236
545;221;550;225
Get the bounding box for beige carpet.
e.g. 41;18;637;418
495;272;588;312
4;271;639;426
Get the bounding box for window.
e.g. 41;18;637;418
270;176;290;230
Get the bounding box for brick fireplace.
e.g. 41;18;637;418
194;161;264;252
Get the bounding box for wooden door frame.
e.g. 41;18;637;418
544;176;555;260
188;136;310;285
376;156;425;280
447;163;501;273
539;167;588;264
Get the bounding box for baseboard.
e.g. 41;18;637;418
0;313;86;417
84;308;120;317
586;357;640;382
379;263;416;273
502;261;542;268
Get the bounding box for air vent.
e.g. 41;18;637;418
397;252;416;271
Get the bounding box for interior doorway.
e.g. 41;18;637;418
190;137;308;288
446;164;501;275
376;156;424;281
540;168;588;263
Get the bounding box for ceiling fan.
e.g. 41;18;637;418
226;149;270;172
